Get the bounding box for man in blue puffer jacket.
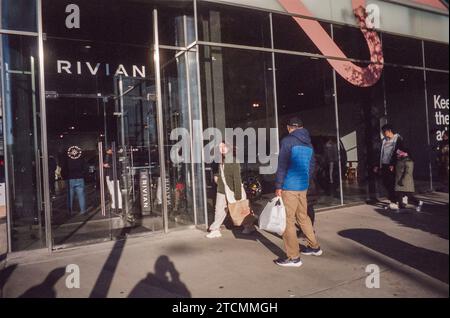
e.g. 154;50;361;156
274;117;323;267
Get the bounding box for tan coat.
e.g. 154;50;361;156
395;158;415;193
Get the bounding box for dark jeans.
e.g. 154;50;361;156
381;165;396;203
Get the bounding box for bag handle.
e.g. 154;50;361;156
274;196;284;206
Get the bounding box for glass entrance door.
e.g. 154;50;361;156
110;76;164;238
45;77;165;247
46;94;114;247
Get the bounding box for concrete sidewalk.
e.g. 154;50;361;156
0;193;448;298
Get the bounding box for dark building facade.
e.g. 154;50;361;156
0;0;448;255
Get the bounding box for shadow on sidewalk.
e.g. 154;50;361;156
128;255;191;298
339;228;449;284
0;264;18;296
19;267;66;298
231;229;286;259
373;199;449;240
89;228;129;298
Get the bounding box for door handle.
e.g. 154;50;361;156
98;142;107;217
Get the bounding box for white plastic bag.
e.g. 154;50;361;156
259;197;286;236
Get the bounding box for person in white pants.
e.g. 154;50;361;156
106;176;122;210
208;192;228;236
207;142;256;238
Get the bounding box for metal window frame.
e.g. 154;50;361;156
330;24;345;206
194;0;209;228
269;13;280;160
422;40;434;191
182;14;199;227
37;0;52;253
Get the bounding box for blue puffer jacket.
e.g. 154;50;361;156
275;128;315;191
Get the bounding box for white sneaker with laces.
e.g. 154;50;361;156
206;230;222;239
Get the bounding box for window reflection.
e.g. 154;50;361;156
200;46;276;220
1;35;45;251
276;54;342;207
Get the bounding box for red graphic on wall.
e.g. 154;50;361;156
412;0;448;11
277;0;384;87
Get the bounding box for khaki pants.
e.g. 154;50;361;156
282;191;319;259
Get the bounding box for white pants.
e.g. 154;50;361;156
156;177;162;205
209;193;228;231
106;177;122;209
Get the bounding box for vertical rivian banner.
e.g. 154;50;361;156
140;169;151;215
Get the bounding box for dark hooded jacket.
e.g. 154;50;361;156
275;128;315;191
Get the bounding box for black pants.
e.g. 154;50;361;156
381;165;396;203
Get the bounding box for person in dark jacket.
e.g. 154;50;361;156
274;117;322;268
61;145;87;215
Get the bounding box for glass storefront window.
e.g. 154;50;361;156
1;0;37;32
197;2;271;48
272;13;331;55
1;34;45;251
0;0;448;254
43;37;154;96
43;0;154;47
426;71;449;191
276;54;342;208
199;46;276;221
384;66;431;192
332;24;372;62
160;49;195;228
382;33;423;67
336;62;385;204
424;41;449;70
158;2;195;47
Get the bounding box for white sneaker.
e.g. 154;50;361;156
416;201;424;212
206;230;222;239
402;196;409;206
389;203;399;210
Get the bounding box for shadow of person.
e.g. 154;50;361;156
19;267;66;298
128;255;191;298
339;228;449;284
0;264;18;297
